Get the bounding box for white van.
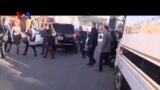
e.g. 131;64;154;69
114;16;160;90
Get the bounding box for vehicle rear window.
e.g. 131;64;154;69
53;24;75;34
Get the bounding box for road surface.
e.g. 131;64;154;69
0;43;114;90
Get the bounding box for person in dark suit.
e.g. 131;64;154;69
5;22;13;53
78;26;87;58
86;22;98;66
0;17;12;58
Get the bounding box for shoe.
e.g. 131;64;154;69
91;60;97;65
22;53;26;56
16;49;19;54
103;63;109;66
16;51;19;54
109;64;115;69
43;56;47;58
98;69;103;72
1;55;6;59
82;55;86;59
34;54;37;57
6;49;10;53
40;52;44;55
51;56;55;59
87;62;92;66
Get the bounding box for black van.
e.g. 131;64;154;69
53;23;79;53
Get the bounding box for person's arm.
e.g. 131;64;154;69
7;25;13;40
31;30;36;40
100;32;108;51
87;29;93;46
89;28;97;46
4;25;13;41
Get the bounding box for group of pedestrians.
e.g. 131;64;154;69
0;16;118;72
0;16;57;59
77;22;118;72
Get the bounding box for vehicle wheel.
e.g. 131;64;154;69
114;67;131;90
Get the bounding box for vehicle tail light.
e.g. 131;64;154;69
73;33;78;41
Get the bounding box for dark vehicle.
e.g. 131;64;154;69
53;23;79;53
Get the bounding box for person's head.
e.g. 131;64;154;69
79;26;83;31
41;23;44;28
92;22;96;27
103;25;109;32
2;17;8;25
49;24;53;29
44;23;48;29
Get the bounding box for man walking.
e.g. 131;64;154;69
40;23;48;55
0;17;10;58
98;25;112;72
4;19;13;53
86;22;98;66
78;26;87;58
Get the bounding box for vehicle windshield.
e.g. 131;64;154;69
53;23;75;34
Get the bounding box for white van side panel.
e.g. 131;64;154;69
115;54;152;90
121;16;160;66
121;34;160;66
115;16;160;90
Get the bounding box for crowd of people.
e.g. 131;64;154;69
0;17;57;59
0;16;118;72
77;22;118;72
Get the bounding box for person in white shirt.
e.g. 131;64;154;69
12;22;22;54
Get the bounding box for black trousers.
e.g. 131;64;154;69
44;44;55;58
99;52;112;70
79;41;86;57
86;46;96;64
5;39;12;52
23;42;37;55
0;42;5;57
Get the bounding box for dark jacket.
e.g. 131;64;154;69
46;29;55;46
0;23;11;36
78;31;87;42
87;27;98;46
0;23;6;35
5;24;13;40
0;23;13;39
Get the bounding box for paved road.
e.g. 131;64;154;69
0;43;114;90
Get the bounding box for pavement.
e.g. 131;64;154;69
0;42;114;90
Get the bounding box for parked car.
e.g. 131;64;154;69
53;23;79;53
